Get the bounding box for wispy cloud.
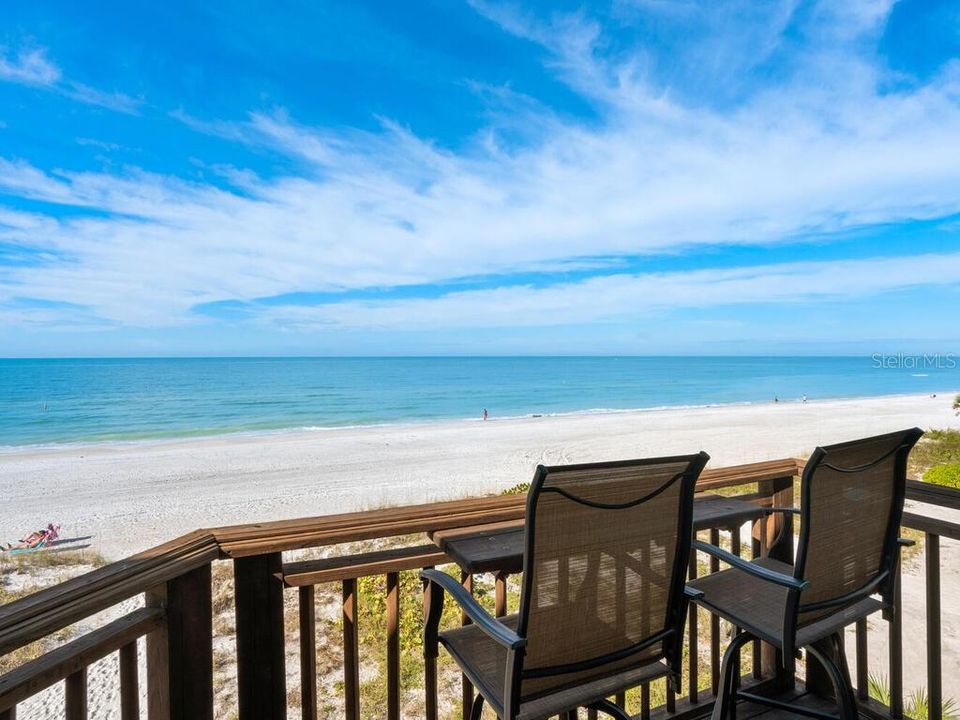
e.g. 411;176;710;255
1;3;959;338
0;47;61;86
248;252;960;331
0;44;141;114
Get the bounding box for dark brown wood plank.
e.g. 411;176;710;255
299;586;317;720
495;572;507;617
234;554;286;720
342;579;360;720
0;608;163;712
146;585;169;720
166;563;213;720
0;706;15;720
907;479;960;510
902;511;960;541
119;640;139;720
65;668;87;720
386;572;400;720
283;544;448;586
926;533;942;720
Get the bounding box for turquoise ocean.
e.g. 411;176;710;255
0;356;957;447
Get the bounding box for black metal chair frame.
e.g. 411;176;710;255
422;452;710;720
692;428;924;720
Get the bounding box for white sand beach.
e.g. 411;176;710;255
2;391;958;706
1;392;957;557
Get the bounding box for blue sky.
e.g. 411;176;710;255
1;0;960;356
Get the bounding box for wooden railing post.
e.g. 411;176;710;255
146;585;170;720
146;565;214;720
235;553;287;720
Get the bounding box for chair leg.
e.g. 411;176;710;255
469;693;485;720
806;641;858;720
588;698;632;720
712;631;752;720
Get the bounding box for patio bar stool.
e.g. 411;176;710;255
689;428;924;720
422;452;710;720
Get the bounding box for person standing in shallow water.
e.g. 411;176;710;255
482;408;488;421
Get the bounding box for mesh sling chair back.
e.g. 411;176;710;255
689;428;924;720
422;452;710;720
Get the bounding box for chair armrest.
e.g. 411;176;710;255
420;569;526;650
765;506;801;515
897;537;916;548
693;541;809;590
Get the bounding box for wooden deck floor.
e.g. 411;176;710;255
668;684;890;720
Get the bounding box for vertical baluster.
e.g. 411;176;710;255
751;528;762;681
423;566;439;720
689;543;699;703
889;560;903;720
461;572;474;720
299;586;318;720
855;619;868;702
119;640;139;720
709;528;720;695
387;572;401;720
927;534;942;720
588;708;598;719
495;572;508;617
641;682;651;720
65;667;87;720
342;579;360;720
729;525;742;682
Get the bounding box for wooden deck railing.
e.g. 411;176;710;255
0;457;955;720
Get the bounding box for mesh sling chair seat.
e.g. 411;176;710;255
421;452;710;720
688;428;924;720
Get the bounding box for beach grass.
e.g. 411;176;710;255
911;428;960;479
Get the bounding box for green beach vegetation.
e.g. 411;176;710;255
911;428;960;489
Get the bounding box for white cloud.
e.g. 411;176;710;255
1;4;959;332
0;45;140;113
250;252;960;331
0;47;61;86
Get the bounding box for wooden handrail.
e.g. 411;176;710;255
212;458;801;557
0;531;218;657
0;607;163;711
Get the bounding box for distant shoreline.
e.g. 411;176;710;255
1;387;957;453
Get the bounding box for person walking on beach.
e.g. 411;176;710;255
482;408;488;421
